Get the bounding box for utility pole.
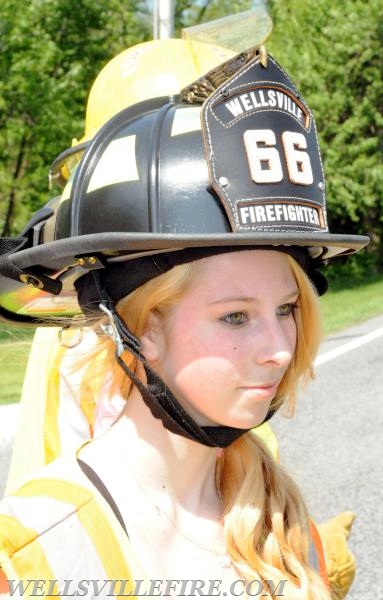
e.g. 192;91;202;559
153;0;175;39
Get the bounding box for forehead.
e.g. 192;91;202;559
188;250;298;298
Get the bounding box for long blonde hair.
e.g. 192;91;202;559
92;253;330;599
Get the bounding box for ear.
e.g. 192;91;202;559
140;310;164;364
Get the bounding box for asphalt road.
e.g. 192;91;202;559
0;315;382;598
272;314;383;600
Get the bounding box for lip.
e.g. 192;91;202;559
241;383;278;397
243;382;279;389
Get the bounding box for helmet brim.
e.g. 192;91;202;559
9;231;370;273
0;231;369;325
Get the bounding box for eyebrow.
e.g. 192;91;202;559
207;290;300;305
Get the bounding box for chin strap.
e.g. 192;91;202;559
99;300;274;448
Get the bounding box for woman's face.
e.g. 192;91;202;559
142;250;299;429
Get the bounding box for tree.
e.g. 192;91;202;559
0;0;150;236
267;0;383;272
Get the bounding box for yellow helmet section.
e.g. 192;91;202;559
49;39;235;186
49;8;273;186
81;38;236;143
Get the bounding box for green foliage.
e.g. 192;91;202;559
0;0;151;235
324;250;379;290
268;0;383;274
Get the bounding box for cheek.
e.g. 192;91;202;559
164;354;240;415
161;324;241;393
173;355;238;388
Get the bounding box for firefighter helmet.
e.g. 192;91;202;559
0;41;369;323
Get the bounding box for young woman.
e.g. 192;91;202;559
0;36;368;599
75;249;323;594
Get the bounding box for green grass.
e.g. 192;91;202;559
0;275;382;405
0;327;34;405
320;275;383;335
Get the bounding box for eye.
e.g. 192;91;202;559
221;311;248;325
277;303;298;317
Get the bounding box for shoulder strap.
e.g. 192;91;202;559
77;458;128;536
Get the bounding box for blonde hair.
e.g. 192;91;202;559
92;254;330;598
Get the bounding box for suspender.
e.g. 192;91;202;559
77;458;128;536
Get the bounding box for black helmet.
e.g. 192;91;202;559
0;47;369;324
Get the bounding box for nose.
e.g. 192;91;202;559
252;317;295;369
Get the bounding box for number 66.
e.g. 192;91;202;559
243;129;313;185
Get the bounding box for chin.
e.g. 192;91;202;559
218;416;266;430
225;408;272;430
